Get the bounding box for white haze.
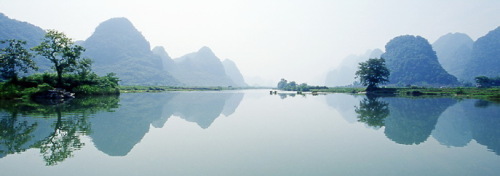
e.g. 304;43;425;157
0;0;499;86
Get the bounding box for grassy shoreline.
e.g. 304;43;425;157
4;82;499;103
313;87;500;102
118;85;267;93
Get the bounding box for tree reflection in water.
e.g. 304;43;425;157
354;94;389;129
0;112;38;156
0;96;119;165
353;95;457;145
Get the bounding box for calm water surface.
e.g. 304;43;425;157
0;90;499;175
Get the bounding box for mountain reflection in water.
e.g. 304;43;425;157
1;91;498;168
326;93;500;155
90;92;244;156
0;92;244;165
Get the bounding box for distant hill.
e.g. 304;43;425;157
432;33;473;81
0;13;51;72
222;59;248;87
0;13;45;47
152;46;177;72
382;35;459;86
0;13;248;86
325;49;382;87
82;18;180;85
462;26;500;82
171;47;235;86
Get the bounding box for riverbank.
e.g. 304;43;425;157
313;87;500;102
0;82;119;100
0;73;120;100
119;86;269;93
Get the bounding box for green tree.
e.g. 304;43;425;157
32;30;87;87
298;83;309;91
355;58;390;91
475;76;491;88
277;78;288;89
0;39;37;82
287;81;297;91
474;76;500;88
75;58;93;79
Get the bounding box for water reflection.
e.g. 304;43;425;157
383;97;456;145
2;90;499;169
0;92;245;164
0;111;38;158
432;99;500;155
84;92;244;156
334;94;500;155
0;96;120;165
459;99;500;155
354;95;389;129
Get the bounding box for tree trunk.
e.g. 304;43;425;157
366;84;377;92
57;69;63;88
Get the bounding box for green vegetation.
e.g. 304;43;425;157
119;85;238;92
315;87;500;102
32;30;88;87
355;58;390;91
0;39;37;82
475;76;500;88
0;72;119;99
0;30;120;100
276;78;327;92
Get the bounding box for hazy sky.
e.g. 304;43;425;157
1;0;499;85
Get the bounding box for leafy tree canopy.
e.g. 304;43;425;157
355;58;390;91
0;39;37;82
475;76;500;88
32;30;88;87
277;78;326;91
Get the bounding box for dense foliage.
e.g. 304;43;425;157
382;35;459;86
463;27;500;82
355;58;390;91
0;39;37;82
32;30;88;87
0;30;120;99
0;71;120;99
475;76;500;88
277;78;327;91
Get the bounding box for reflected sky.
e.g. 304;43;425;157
0;90;499;175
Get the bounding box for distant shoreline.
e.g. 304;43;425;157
312;87;500;102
